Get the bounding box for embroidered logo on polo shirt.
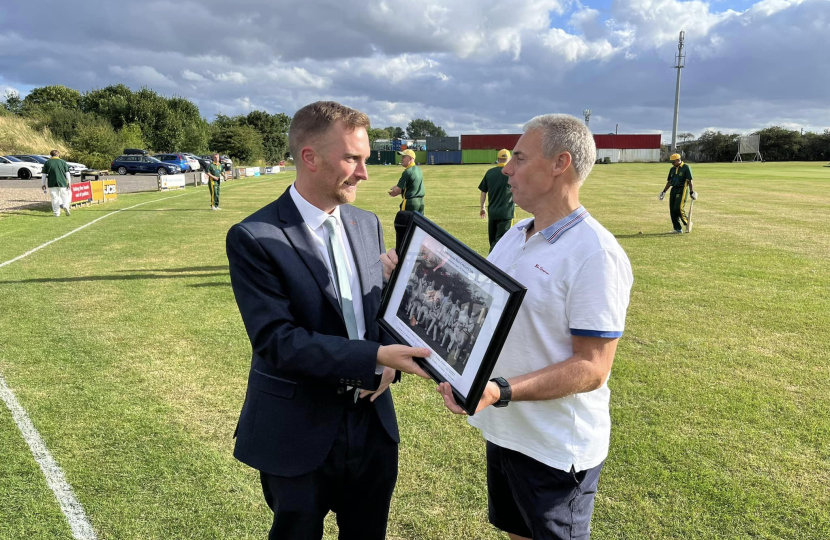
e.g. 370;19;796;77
534;264;550;275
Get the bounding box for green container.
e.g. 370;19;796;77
462;149;498;164
414;151;427;164
378;151;397;165
367;151;383;165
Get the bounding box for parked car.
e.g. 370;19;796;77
34;155;87;176
0;156;43;179
123;148;148;155
181;153;201;171
193;155;212;170
152;153;191;172
111;155;181;176
11;154;87;176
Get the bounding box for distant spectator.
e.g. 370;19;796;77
41;150;72;217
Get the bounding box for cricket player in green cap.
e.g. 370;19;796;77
659;153;697;233
388;149;425;214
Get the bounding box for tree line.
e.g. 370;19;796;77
1;85;452;170
368;119;447;146
1;85;291;169
680;127;830;162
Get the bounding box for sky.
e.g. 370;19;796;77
1;0;828;140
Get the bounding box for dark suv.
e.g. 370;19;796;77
111;155;181;175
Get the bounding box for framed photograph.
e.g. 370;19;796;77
378;213;526;415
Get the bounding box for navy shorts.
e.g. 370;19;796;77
486;442;603;540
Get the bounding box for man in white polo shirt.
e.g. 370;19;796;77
436;114;633;540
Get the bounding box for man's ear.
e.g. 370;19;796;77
551;151;572;177
300;146;318;172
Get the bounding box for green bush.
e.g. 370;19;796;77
67;124;122;170
210;125;264;164
119;123;147;151
29;107;103;143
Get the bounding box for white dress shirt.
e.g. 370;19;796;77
289;183;368;343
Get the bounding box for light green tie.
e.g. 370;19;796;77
323;216;360;340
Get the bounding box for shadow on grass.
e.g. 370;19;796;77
187;282;231;288
0;272;228;285
615;232;683;239
78;208;213;212
0;211;54;218
117;266;229;273
1;205;54;217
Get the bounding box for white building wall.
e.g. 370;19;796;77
597;148;660;162
619;149;661;162
596;149;621;162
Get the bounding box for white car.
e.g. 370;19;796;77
0;156;43;180
182;153;201;171
38;155;87;176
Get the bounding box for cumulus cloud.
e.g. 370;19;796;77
208;71;248;84
108;65;175;88
181;70;206;82
0;0;826;135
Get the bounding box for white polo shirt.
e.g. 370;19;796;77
468;206;633;472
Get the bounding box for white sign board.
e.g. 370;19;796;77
159;173;186;190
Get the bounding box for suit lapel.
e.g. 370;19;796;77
276;189;343;318
341;205;376;331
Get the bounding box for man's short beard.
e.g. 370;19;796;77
334;187;354;204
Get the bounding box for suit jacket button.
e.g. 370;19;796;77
337;387;345;394
356;380;362;386
340;378;345;384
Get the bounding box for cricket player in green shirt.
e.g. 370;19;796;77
659;153;697;233
479;149;515;252
206;153;223;210
40;149;72;217
388;149;425;214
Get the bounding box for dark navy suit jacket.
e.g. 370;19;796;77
227;187;396;477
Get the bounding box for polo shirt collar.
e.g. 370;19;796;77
290;183;341;231
516;206;590;245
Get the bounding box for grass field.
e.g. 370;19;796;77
0;162;828;540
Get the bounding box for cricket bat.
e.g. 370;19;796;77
685;199;694;233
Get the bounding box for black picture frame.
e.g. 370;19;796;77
377;213;526;415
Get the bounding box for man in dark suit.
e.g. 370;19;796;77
226;101;430;540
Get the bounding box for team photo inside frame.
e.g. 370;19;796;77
378;213;526;415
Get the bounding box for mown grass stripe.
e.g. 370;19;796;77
0;372;97;540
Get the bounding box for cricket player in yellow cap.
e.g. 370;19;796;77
659;153;697;233
478;149;515;251
388;149;425;214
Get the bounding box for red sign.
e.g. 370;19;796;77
71;181;92;203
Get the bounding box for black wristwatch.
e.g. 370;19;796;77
490;377;512;408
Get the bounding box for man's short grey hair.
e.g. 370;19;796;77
523;114;596;184
50;149;60;157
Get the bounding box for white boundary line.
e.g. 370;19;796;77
0;175;282;537
0;373;98;539
0;175;280;270
0;193;187;269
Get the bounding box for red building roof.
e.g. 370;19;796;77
593;134;662;149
